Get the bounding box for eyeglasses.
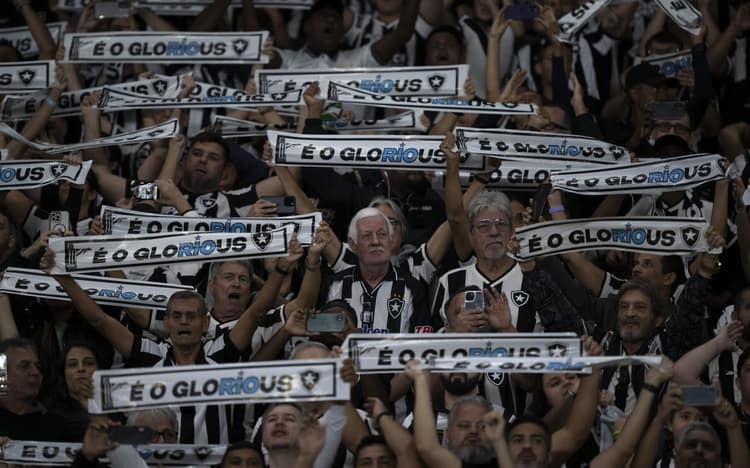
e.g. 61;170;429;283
472;218;511;234
151;429;178;442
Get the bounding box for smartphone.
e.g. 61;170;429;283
95;1;131;19
108;426;154;445
49;210;70;235
261;196;296;215
130;181;159;201
532;183;552;221
504;2;539;21
307;311;346;333
464;290;485;311
0;353;7;396
646;101;686;121
681;385;717;407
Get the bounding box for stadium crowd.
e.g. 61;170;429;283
2;0;750;467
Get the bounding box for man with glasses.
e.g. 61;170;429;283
325;207;432;334
432;191;536;332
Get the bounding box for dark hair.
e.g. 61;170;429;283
506;414;551;449
220;440;265;467
616;279;665;318
645;31;682;54
353;435;394;465
62;341;102;370
188;132;231;165
426;25;465;47
659;255;686;294
0;337;38;356
0;39;22;62
165;291;208;317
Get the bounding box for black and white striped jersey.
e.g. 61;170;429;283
331;242;439;285
344;12;433;67
431;262;536;332
127;333;242;445
326;263;434;334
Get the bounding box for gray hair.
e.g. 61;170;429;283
467;191;512;227
127;408;178;429
368;197;407;241
347;207;393;242
290;341;330;359
208;260;254;282
447;395;493;427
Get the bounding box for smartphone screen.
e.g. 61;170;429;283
306;312;346;332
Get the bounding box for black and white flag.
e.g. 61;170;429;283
0;119;179;154
550;153;725;195
0;22;66;59
89;359;349;413
49;226;292;274
0;441;225;466
557;0;612;42
63;31;269;64
513;217;718;261
454;158;602;190
635;49;693;78
256;65;469;96
0;160;91;190
268;130;487;172
328;81;537;115
343;333;582;374
321;111;427;132
0;60;56;93
1;75;182;121
101;205;321;246
98;86;303;110
655;0;702;35
0;268;193;310
454;127;629;165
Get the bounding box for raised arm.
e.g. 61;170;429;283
629;382;684;468
13;0;56;59
485;10;511;101
41;249;135;358
548;189;607;296
550;337;603;465
190;0;231;31
406;361;461;468
714;396;750;468
591;357;674;468
441;133;473;261
0;293;19;341
673;321;743;385
731;177;750;282
371;0;419;65
368;397;422;468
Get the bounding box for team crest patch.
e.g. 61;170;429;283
387;296;404;319
232;39;248;54
252;231;271;250
18;69;35;84
427;74;444;90
486;372;505;386
681;226;699;247
50;163;67;177
511;290;529;307
547;343;567;358
153;79;168;95
300;370;320;390
201;198;217;209
194;447;213;460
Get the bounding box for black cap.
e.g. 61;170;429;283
303;0;344;22
653;134;690;157
625;63;667;90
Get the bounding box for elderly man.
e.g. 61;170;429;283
432;191;536;332
326;207;432;333
0;338;66;441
